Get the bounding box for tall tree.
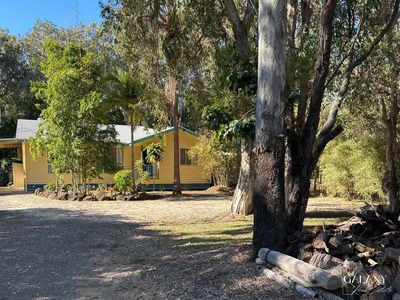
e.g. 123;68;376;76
221;0;257;216
253;0;287;254
31;40;117;191
0;29;38;137
102;0;207;195
106;68;142;193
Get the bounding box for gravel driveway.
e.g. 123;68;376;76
0;194;301;299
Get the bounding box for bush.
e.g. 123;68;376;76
114;170;131;193
44;182;57;191
319;135;384;199
113;161;150;193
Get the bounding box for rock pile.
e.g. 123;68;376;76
34;188;163;201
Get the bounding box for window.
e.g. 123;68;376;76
180;148;197;165
112;147;124;168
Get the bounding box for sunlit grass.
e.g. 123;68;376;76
150;197;361;248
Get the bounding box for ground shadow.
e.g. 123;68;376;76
0;207;299;299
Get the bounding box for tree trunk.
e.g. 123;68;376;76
221;0;255;213
231;137;254;215
167;73;182;195
286;0;337;233
382;32;399;217
253;0;288;255
130;117;136;194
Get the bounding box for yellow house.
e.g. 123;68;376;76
0;119;211;192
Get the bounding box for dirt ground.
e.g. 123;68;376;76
0;192;305;300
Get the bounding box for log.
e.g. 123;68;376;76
354;242;375;253
328;234;344;249
314;288;345;300
259;248;342;290
313;232;331;252
383;247;400;264
329;243;354;257
262;268;319;298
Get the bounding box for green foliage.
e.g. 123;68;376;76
113;170;132;193
134;160;151;186
113;161;151;193
0;158;12;186
220;115;255;141
0;29;38;138
30;40;117;191
202;105;233;131
320;135;384;199
216;48;257;96
44;181;57;192
144;142;164;164
189;134;236;187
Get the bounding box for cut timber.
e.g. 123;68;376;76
259;248;342;290
262;268;319;298
312;232;331;252
383;247;400;264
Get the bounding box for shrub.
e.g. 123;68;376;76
189;134;236;187
113;161;150;193
114;170;131;193
44;182;57;191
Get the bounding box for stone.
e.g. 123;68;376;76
34;188;42;196
57;192;69;200
48;191;58;199
125;195;136;201
116;195;126;201
83;195;96;201
97;191;112;201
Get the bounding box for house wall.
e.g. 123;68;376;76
12;163;25;187
23;129;210;191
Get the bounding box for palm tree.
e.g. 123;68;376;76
106;67;142;194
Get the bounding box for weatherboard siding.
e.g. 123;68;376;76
22;129;210;188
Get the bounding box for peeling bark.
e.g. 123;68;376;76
231;137;254;215
253;0;287;255
381;31;399;216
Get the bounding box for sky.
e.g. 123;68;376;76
0;0;102;36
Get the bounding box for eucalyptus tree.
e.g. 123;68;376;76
253;0;287;253
102;0;211;195
220;0;258;216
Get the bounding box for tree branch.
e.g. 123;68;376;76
222;0;241;31
347;0;400;74
309;125;343;177
302;0;337;154
318;0;400;139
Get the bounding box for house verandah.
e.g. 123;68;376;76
0;119;211;192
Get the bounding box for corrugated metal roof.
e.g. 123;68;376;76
14;119;198;145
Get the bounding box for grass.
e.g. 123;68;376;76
151;196;363;249
152;219;253;248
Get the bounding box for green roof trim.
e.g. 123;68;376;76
127;126;199;146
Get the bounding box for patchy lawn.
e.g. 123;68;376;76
0;192;361;299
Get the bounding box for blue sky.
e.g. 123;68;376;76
0;0;102;36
